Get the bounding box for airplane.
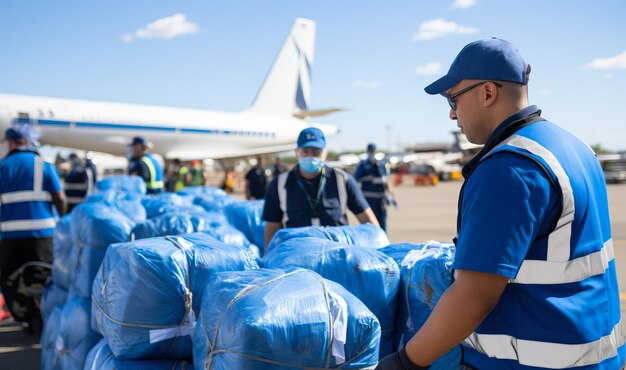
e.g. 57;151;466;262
0;18;340;162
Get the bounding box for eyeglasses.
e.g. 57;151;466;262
441;81;503;111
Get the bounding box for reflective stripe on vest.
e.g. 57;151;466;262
464;320;624;369
277;168;348;227
0;218;57;232
462;133;621;366
362;191;385;199
358;175;387;185
63;182;89;191
175;167;188;192
67;196;85;205
140;156;164;190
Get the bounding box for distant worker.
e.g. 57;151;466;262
263;127;379;247
221;169;236;194
189;160;206;186
354;143;390;231
168;159;190;192
245;156;268;200
63;153;97;212
0;127;67;333
271;156;288;179
376;39;624;369
127;136;164;194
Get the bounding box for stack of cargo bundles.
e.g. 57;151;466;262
193;268;381;370
96;174;147;196
266;224;390;252
177;186;227;198
193;194;237;213
84;339;192;370
223;200;265;249
43;214;72;319
379;241;460;369
42;295;102;370
40;305;63;370
261;237;399;357
141;193;195;218
40;283;68;320
91;233;259;360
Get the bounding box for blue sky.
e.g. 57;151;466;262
1;0;625;152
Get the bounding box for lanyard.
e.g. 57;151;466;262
296;166;326;212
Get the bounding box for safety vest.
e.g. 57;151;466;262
459;120;624;369
277;167;348;227
356;159;387;199
139;154;164;193
0;150;58;239
175;166;189;192
64;163;95;205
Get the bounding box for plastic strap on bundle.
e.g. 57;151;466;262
206;269;371;370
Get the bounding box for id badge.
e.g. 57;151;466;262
312;218;321;226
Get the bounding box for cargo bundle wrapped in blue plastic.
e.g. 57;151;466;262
69;202;138;298
379;241;460;369
267;224;390;252
52;214;73;290
192;194;237;213
224;200;265;249
141;193;195;218
41;283;68;319
177;186;227;198
193;268;381;370
131;213;203;240
92;233;259;360
261;237;399;357
85;339;192;370
54;295;102;370
85;189;142;204
97;174;146;195
41;304;63;370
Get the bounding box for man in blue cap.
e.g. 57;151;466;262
127;136;164;194
376;38;624;369
262;127;379;248
354;143;391;231
0;127;67;334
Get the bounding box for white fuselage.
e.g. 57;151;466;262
0;93;337;160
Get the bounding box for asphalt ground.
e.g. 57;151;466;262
2;180;625;369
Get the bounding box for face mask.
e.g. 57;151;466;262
298;157;324;174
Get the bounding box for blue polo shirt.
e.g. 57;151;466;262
262;165;370;227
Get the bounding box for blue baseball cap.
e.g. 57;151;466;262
367;143;376;152
128;136;149;147
2;128;25;143
297;127;326;149
425;38;529;95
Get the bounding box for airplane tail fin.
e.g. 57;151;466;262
248;18;316;116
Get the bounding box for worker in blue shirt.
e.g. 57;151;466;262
377;39;624;370
127;136;164;194
0;127;67;333
245;156;268;200
63;153;97;212
354;143;390;231
263;127;379;248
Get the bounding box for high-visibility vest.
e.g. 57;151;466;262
175;166;189;192
139;154;164;192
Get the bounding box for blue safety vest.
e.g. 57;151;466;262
458;117;624;369
129;153;163;194
354;159;387;200
0;148;61;239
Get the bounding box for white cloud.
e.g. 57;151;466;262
602;73;614;80
416;62;444;75
451;0;477;9
122;13;199;43
412;18;479;41
585;51;626;70
538;89;552;97
352;80;379;89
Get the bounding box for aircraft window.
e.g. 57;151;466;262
18;112;30;118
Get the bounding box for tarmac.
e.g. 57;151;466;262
2;180;625;369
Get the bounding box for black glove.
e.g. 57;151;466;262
375;346;430;370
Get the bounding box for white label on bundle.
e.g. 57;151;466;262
149;310;196;344
327;290;348;364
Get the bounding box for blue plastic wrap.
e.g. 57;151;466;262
141;193;195;218
381;241;460;369
224;200;265;248
261;237;399;357
91;232;259;360
177;186;227;198
85;189;141;203
192;194;237;212
194;268;380;369
84;339;191;370
41;304;63;370
131;213;201;240
97;175;146;195
41;283;68;319
55;295;102;370
69;202;137;298
52;214;73;289
267;224;390;252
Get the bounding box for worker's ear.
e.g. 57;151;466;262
294;148;300;159
321;149;328;161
